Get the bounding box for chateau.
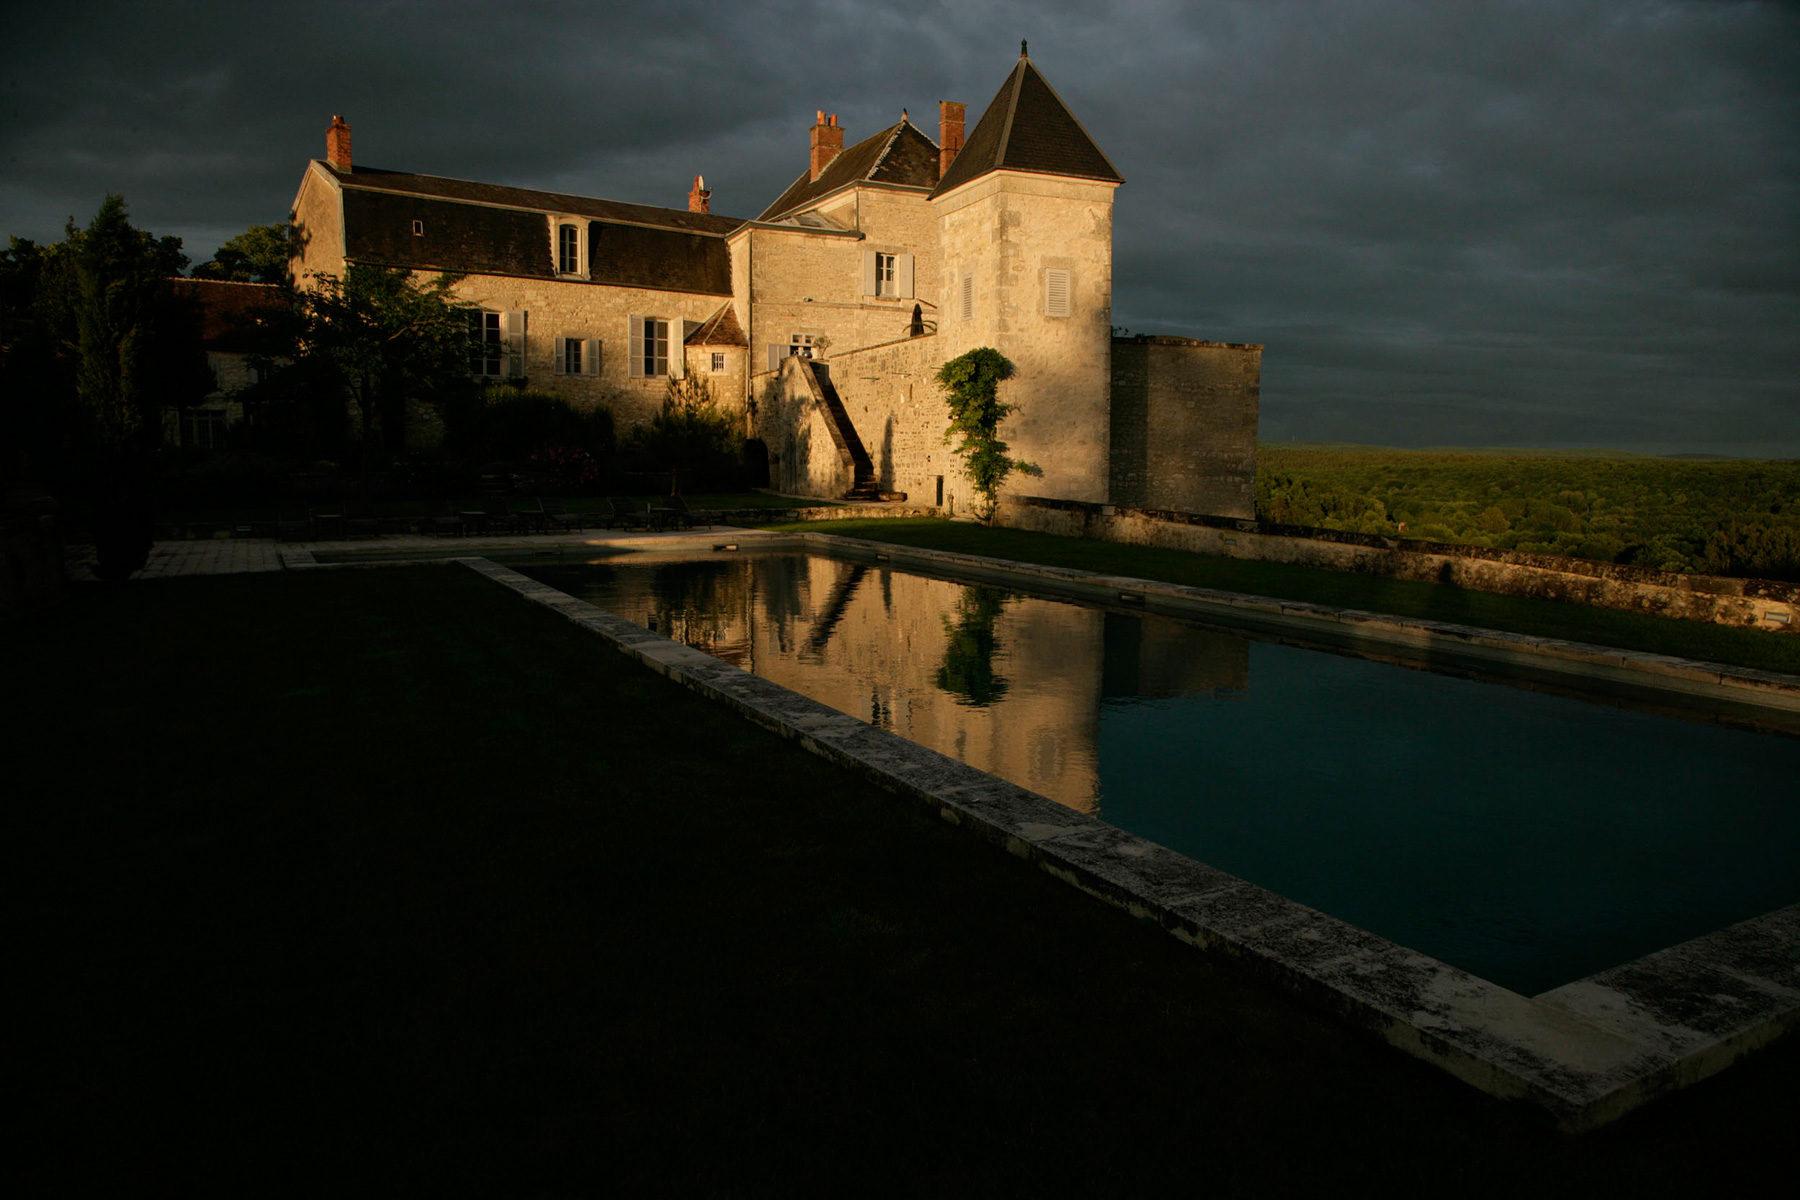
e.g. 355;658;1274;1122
288;48;1260;517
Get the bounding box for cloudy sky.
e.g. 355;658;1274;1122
4;1;1795;456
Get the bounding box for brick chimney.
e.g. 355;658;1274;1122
810;111;843;182
327;115;352;172
687;174;712;213
938;101;965;180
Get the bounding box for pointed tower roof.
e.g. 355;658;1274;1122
759;117;943;222
930;51;1123;198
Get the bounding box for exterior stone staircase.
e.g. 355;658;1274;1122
804;361;883;501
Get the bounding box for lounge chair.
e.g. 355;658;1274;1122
481;497;518;535
657;496;697;530
540;498;584;533
427;500;464;537
276;508;313;541
605;497;651;530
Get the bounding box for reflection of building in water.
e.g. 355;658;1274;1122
565;555;1252;816
1101;612;1250;700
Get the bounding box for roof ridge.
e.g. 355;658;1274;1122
992;61;1025;168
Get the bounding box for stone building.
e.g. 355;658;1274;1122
287;48;1260;516
164;278;289;448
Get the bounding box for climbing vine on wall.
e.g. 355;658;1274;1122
937;347;1039;521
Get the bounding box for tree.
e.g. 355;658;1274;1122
63;198;209;578
278;264;479;495
632;374;737;495
936;347;1037;521
191;224;291;284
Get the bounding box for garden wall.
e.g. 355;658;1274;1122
996;495;1800;633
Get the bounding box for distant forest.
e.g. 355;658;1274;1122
1255;445;1800;581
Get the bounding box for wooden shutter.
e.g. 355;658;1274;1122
585;338;601;377
668;320;685;380
862;250;878;296
504;311;526;376
959;273;973;321
1045;269;1070;318
552;336;568;374
767;344;784;373
628;315;644;378
899;254;914;299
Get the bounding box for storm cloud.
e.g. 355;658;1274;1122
4;0;1794;454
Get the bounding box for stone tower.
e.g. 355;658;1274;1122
929;49;1124;504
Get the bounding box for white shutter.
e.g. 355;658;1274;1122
585;338;601;376
504;311;526;376
552;336;568;374
1045;269;1070;318
628;315;644;378
899;254;914;299
767;344;783;373
862;250;878;296
669;322;685;380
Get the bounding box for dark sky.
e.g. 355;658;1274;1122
5;1;1796;456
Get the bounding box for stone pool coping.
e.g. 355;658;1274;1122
459;550;1798;1133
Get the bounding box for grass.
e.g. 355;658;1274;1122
751;517;1800;676
9;566;1794;1193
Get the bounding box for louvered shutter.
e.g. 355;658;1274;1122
628;315;644;378
504;311;526;376
585;338;601;377
862;250;878;297
899;254;914;299
1045;269;1070;318
959;273;973;321
552;336;568;375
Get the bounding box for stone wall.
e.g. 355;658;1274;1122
995;495;1800;633
1110;336;1260;519
933;170;1118;505
759;356;856;499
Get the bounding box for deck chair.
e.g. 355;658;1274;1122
540;498;584;533
605;497;651;530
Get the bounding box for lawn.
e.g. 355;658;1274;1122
10;566;1793;1193
755;517;1800;676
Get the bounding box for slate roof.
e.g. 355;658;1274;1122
170;279;289;352
758;118;942;222
324;163;744;235
931;54;1123;198
326;163;736;296
685;302;746;346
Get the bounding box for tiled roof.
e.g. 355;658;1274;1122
336;175;734;296
324;162;745;235
686;302;746;346
931;55;1123;198
758;118;941;222
170;278;289;351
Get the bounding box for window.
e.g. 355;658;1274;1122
862;250;913;298
553;336;601;376
558;223;580;275
1044;268;1070;318
467;309;524;377
412;220;424;236
789;333;815;359
182;408;226;450
959;271;974;321
468;309;502;376
628;315;680;378
711;352;725;373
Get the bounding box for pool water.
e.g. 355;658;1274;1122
521;552;1800;996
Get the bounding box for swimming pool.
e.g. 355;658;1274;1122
518;549;1800;997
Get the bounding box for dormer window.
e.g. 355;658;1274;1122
412;220;424;236
552;218;588;278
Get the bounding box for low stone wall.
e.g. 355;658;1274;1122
997;495;1800;633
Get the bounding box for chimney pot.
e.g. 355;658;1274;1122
688;174;712;214
937;101;965;181
327;114;352;172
